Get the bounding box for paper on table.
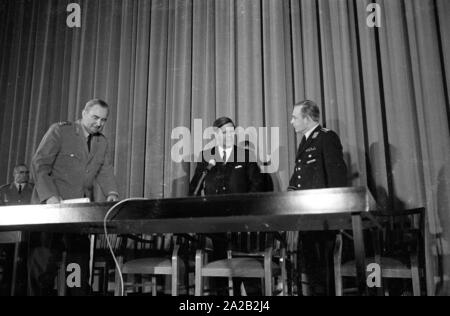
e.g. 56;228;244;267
60;198;91;204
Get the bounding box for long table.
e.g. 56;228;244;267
0;187;378;295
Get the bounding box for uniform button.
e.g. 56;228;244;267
298;160;301;163
70;154;75;158
297;184;301;188
308;155;312;158
222;187;226;190
297;176;301;179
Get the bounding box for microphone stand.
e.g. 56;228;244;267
193;162;215;196
193;169;209;196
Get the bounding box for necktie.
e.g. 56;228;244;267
222;149;227;163
18;184;22;194
87;134;93;152
299;135;307;152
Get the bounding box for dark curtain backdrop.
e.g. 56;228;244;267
0;0;449;295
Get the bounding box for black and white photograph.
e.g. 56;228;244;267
0;0;449;300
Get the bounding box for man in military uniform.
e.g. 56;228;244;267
28;99;119;295
0;164;34;206
289;100;347;190
0;164;34;295
289;100;348;295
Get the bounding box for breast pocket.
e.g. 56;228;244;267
57;152;83;171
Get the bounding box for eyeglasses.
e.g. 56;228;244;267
16;171;30;174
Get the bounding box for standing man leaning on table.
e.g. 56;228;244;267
29;98;119;296
289;100;348;295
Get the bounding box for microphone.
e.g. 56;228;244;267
193;159;216;196
206;159;216;171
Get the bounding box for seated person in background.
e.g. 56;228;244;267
0;164;34;295
0;164;34;206
189;117;266;295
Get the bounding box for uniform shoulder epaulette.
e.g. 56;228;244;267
57;121;72;126
321;127;330;133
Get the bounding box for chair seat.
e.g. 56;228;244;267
341;257;413;278
122;257;184;275
201;257;280;278
0;231;22;243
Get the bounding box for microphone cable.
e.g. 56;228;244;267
103;198;148;296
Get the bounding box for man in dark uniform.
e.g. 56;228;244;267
289;100;348;295
189;117;264;196
28;98;119;295
189;117;265;295
0;164;34;295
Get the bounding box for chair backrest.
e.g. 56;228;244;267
227;232;286;254
373;208;425;254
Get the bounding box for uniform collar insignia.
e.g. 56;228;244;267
312;132;319;139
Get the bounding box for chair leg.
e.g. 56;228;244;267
280;249;287;296
264;248;273;296
57;251;67;296
410;253;421;296
150;276;157;296
384;279;389;296
10;242;20;296
333;234;343;296
228;277;234;296
172;258;180;296
195;250;203;296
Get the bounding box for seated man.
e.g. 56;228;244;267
189;117;266;295
0;164;34;295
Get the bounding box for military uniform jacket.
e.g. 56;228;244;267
31;121;118;203
289;125;348;190
189;146;264;196
0;183;34;205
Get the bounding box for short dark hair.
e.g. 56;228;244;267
213;117;235;129
84;99;109;112
294;100;320;122
13;164;28;173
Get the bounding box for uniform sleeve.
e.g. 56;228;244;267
96;140;119;198
245;150;265;192
322;131;348;188
31;124;62;203
0;186;6;206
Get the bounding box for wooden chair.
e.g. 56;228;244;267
334;208;424;296
114;234;193;296
195;232;288;296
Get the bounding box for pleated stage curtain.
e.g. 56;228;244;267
0;0;449;295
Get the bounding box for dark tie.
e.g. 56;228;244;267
87;134;93;152
222;149;227;163
18;184;22;194
299;135;307;152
